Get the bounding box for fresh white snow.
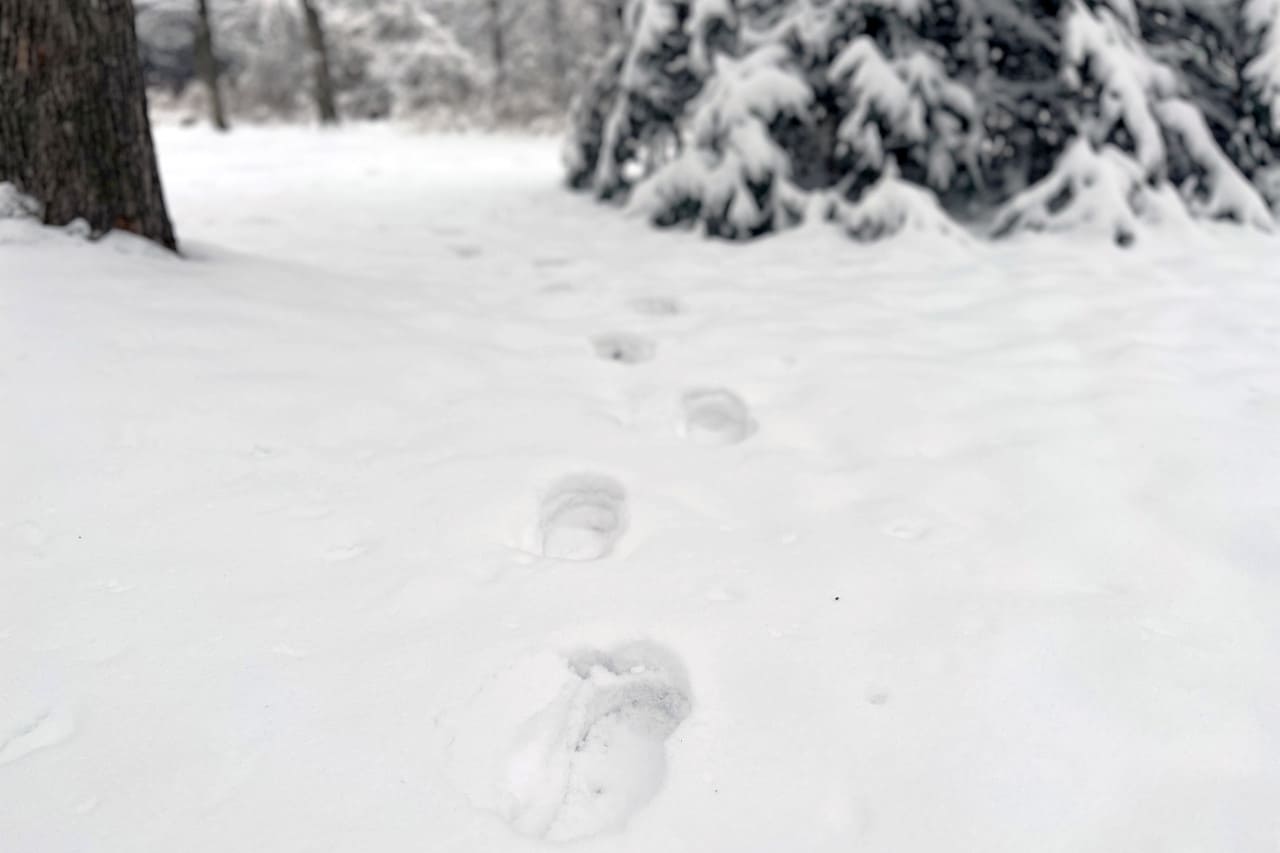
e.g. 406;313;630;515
2;125;1280;852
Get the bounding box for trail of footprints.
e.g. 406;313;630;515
480;294;754;841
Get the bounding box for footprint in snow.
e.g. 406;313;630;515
321;542;369;562
502;643;692;842
591;333;655;365
534;257;573;269
539;281;577;295
628;296;681;318
538;475;628;561
680;388;756;446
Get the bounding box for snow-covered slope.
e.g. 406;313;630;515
2;127;1278;852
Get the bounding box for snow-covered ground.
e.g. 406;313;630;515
3;126;1279;852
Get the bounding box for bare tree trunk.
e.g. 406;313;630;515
0;0;177;250
299;0;338;125
597;0;624;52
545;0;569;109
487;0;507;111
194;0;229;131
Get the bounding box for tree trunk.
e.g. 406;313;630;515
0;0;177;250
597;0;624;52
299;0;338;125
545;0;569;109
487;0;507;110
194;0;229;131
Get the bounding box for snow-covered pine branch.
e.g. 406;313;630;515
568;0;1280;243
1157;97;1274;228
1245;0;1280;133
1061;0;1178;176
628;44;810;237
824;162;966;241
997;0;1272;243
567;0;736;198
829;37;980;199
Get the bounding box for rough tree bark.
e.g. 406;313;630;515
0;0;177;250
299;0;339;125
545;0;569;109
194;0;229;131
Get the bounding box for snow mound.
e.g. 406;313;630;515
992;140;1159;246
0;184;39;220
826;169;965;242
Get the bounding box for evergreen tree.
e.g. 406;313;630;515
997;0;1271;242
1242;0;1280;203
567;0;1280;242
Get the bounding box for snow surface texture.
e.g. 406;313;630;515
2;127;1280;852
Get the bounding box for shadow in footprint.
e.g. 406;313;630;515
538;475;628;561
680;388;756;446
628;296;682;318
503;643;692;842
534;257;573;269
591;333;656;365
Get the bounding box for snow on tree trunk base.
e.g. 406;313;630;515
0;184;40;221
1;0;177;250
566;0;1280;245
